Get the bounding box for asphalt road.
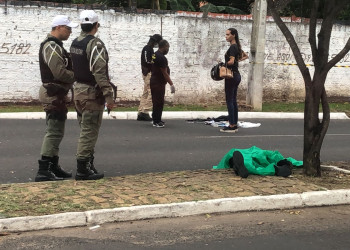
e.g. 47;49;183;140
1;118;350;184
1;205;350;249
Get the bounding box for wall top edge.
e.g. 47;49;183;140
1;0;349;25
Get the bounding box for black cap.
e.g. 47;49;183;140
150;34;163;43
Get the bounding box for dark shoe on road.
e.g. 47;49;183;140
153;121;165;128
220;125;238;133
232;151;249;178
137;112;153;121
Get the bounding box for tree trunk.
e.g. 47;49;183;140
267;0;349;176
129;0;137;9
303;76;329;176
266;0;293;15
151;0;160;10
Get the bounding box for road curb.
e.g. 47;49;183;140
321;165;350;174
1;189;350;233
0;111;348;120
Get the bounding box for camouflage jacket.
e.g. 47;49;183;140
72;32;113;106
39;34;75;110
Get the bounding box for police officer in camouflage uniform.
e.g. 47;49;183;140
70;10;114;180
35;15;78;182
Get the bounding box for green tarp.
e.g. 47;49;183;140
213;146;303;176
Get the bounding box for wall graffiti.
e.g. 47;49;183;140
331;53;350;63
261;52;350;64
264;52;314;63
0;42;31;54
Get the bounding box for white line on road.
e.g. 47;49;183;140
196;134;350;138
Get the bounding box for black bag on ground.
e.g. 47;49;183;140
274;159;293;177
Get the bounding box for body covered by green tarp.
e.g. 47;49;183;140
213;146;303;176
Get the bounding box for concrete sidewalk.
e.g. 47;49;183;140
0;111;348;120
1;167;350;233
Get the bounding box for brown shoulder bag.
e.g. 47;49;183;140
219;64;233;79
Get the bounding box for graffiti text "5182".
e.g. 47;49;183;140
0;43;31;54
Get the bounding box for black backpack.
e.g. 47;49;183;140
211;62;224;81
274;159;293;177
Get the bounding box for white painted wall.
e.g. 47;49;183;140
0;5;349;104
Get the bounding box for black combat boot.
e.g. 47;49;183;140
89;155;99;174
43;156;72;178
35;159;64;182
75;159;104;181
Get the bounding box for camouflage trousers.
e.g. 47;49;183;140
39;85;68;157
75;99;104;161
40;114;66;157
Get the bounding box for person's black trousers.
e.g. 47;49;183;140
150;83;166;123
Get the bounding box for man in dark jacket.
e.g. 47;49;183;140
150;40;175;128
137;34;162;121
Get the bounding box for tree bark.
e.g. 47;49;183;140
267;0;349;176
129;0;137;9
308;0;319;60
152;0;160;10
267;0;311;82
303;0;347;176
303;77;328;176
155;0;160;10
266;0;293;15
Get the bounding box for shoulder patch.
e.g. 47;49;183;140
43;41;61;54
96;41;105;49
47;41;57;45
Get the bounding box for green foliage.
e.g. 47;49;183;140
40;0;72;3
32;0;350;19
137;0;150;8
200;3;246;14
72;0;96;4
137;0;167;9
98;0;128;7
202;0;349;19
168;0;196;11
190;0;202;10
279;0;316;18
278;0;350;20
338;3;350;20
204;0;253;13
160;0;167;9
